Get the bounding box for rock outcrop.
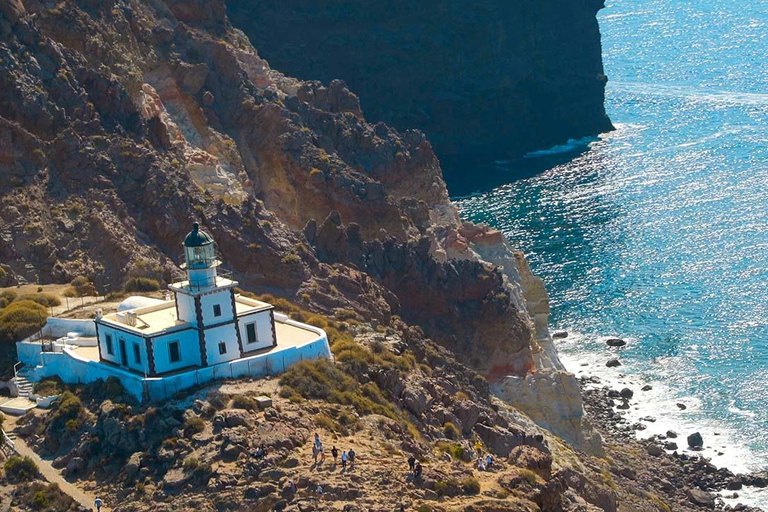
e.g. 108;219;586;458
227;0;614;169
1;0;601;457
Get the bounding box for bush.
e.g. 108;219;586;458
0;290;17;308
417;506;432;512
33;377;64;397
183;457;199;472
279;360;397;419
49;391;83;432
184;416;205;435
123;277;161;293
443;422;460;440
18;293;61;307
14;482;79;512
231;394;257;411
437;441;464;461
69;276;96;296
0;300;47;343
461;477;481;495
4;455;39;482
314;413;339;432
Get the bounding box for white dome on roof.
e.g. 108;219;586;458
118;296;166;312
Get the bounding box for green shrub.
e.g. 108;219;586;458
461;477;481;495
18;293;61;307
184;416;205;435
4;455;39;482
207;392;229;410
417;506;432;512
182;457;199;472
49;391;83;432
314;413;339;432
437;441;464;460
0;290;17;308
231;394;257;411
65;418;80;432
279;360;396;419
33;377;64;397
69;276;96;296
0;300;47;343
123;277;161;293
443;422;460;440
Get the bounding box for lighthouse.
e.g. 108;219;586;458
182;222;220;289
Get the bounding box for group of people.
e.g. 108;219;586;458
477;453;494;471
313;433;356;470
406;455;422;480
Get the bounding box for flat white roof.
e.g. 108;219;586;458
99;296;272;335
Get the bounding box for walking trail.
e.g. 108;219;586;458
13;436;104;511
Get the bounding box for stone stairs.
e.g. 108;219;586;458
15;373;33;398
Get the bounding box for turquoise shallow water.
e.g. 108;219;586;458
456;0;768;476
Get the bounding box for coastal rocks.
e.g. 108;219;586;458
619;388;633;400
667;430;678;438
606;359;621;368
495;370;604;456
686;487;715;508
646;445;663;456
687;432;704;449
552;331;569;339
677;403;687;410
605;338;626;347
641;385;653;391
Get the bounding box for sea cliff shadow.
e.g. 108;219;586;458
443;146;592;198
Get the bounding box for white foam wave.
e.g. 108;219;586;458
523;136;599;158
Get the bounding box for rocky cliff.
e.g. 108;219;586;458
227;0;614;170
1;0;596;457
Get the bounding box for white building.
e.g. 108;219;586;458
13;223;332;403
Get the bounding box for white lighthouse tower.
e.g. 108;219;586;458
168;222;245;364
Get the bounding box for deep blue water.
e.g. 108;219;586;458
456;0;768;478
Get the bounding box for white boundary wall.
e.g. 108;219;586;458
17;317;331;403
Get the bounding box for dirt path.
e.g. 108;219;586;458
13;437;103;511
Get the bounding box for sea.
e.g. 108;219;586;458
454;0;768;507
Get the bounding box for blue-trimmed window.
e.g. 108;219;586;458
213;304;222;317
169;341;180;363
105;334;113;355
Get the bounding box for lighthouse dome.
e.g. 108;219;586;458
183;222;213;247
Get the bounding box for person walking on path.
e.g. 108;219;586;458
414;461;422;480
407;455;416;473
94;498;102;511
319;444;326;463
331;445;339;464
341;450;348;470
348;447;356;468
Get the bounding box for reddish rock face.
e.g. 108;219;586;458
0;0;537;380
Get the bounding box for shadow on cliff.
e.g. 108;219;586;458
442;146;593;199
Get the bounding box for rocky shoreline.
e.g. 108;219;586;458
581;377;767;511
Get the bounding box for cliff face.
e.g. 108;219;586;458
0;0;598;453
227;0;614;168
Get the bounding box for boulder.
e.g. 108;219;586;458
452;399;480;434
223;409;253;428
606;359;621;368
606;338;626;347
686;488;715;508
726;478;743;491
687;432;704;449
66;457;85;475
619;388;633;399
552;331;568;339
125;452;143;477
666;430;678;439
664;442;678;451
255;396;273;410
508;445;552;479
647;445;663;456
676;403;687;410
641;385;653;391
402;388;428;417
